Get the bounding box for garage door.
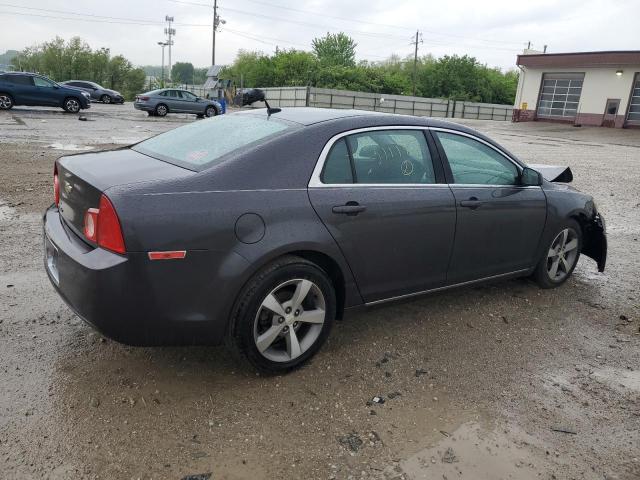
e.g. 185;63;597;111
537;73;584;119
626;73;640;126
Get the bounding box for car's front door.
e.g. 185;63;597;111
178;90;199;113
32;76;60;106
431;129;547;284
308;127;457;303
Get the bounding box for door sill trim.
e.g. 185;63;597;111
364;269;530;306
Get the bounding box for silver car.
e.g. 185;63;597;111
134;88;221;118
60;80;125;104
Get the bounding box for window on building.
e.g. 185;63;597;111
537;73;584;119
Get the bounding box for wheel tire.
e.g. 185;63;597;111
63;97;81;113
100;94;112;104
533;219;582;289
205;105;217;117
155;103;168;117
226;255;336;374
0;93;13;110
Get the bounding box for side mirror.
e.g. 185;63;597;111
521;167;543;186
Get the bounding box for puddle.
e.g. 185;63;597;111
47;143;94;151
591;367;640;393
401;422;546;480
0;203;17;221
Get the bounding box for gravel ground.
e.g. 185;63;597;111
0;104;639;480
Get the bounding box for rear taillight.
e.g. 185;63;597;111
82;194;126;254
138;96;149;101
53;164;60;206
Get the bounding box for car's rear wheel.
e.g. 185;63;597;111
533;219;582;288
101;94;112;104
63;97;81;113
227;256;336;373
205;105;217;117
0;93;13;110
155;103;168;117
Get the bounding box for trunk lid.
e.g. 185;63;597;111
57;148;193;238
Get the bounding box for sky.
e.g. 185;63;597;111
0;0;638;70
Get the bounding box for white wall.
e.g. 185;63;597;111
516;66;639;115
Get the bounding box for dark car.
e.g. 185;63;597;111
0;72;91;113
43;108;607;373
60;80;124;104
133;88;221;117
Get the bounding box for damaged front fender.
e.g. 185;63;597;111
581;213;607;272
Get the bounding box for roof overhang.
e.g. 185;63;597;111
517;51;640;68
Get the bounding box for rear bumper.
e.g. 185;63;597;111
134;102;152;112
43;205;248;346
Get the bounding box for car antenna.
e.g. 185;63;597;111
263;99;281;117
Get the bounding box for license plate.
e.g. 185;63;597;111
45;234;60;285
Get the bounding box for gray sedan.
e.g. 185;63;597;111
60;80;124;104
134;88;221;117
43;108;606;373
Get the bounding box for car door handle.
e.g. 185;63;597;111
332;202;366;216
459;197;483;209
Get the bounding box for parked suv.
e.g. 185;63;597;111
60;80;124;104
0;72;91;113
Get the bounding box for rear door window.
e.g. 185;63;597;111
11;75;34;86
132;114;295;171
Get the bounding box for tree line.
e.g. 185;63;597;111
11;37;146;100
221;33;518;105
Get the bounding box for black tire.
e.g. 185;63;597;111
100;94;112;104
155;103;168;117
205;105;217;117
0;93;13;110
226;255;336;374
62;97;81;113
533;219;582;289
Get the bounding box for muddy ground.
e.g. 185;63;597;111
0;105;639;480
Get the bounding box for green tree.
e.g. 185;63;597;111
312;32;357;67
171;62;195;84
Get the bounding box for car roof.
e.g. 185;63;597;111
236;106;473;131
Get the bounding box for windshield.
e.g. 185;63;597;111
132;114;294;171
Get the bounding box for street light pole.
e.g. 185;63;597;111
212;0;217;66
158;41;168;87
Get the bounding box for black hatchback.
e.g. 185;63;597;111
0;72;91;112
44;108;606;373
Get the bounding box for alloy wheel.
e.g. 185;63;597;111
0;94;12;109
205;106;216;117
102;95;111;104
156;105;167;116
65;99;80;113
253;278;326;362
546;228;579;282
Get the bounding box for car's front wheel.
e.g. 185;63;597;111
63;97;81;113
155;103;168;117
227;256;336;373
205;105;217;117
100;94;112;104
0;93;13;110
533;219;582;288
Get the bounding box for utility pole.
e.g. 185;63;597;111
411;30;423;97
211;0;225;66
165;16;175;81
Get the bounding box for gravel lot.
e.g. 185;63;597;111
1;104;639;480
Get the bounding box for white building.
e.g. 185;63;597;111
513;50;640;128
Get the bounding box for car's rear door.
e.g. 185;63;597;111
8;74;36;104
166;90;183;112
431;128;547;284
308;127;456;303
